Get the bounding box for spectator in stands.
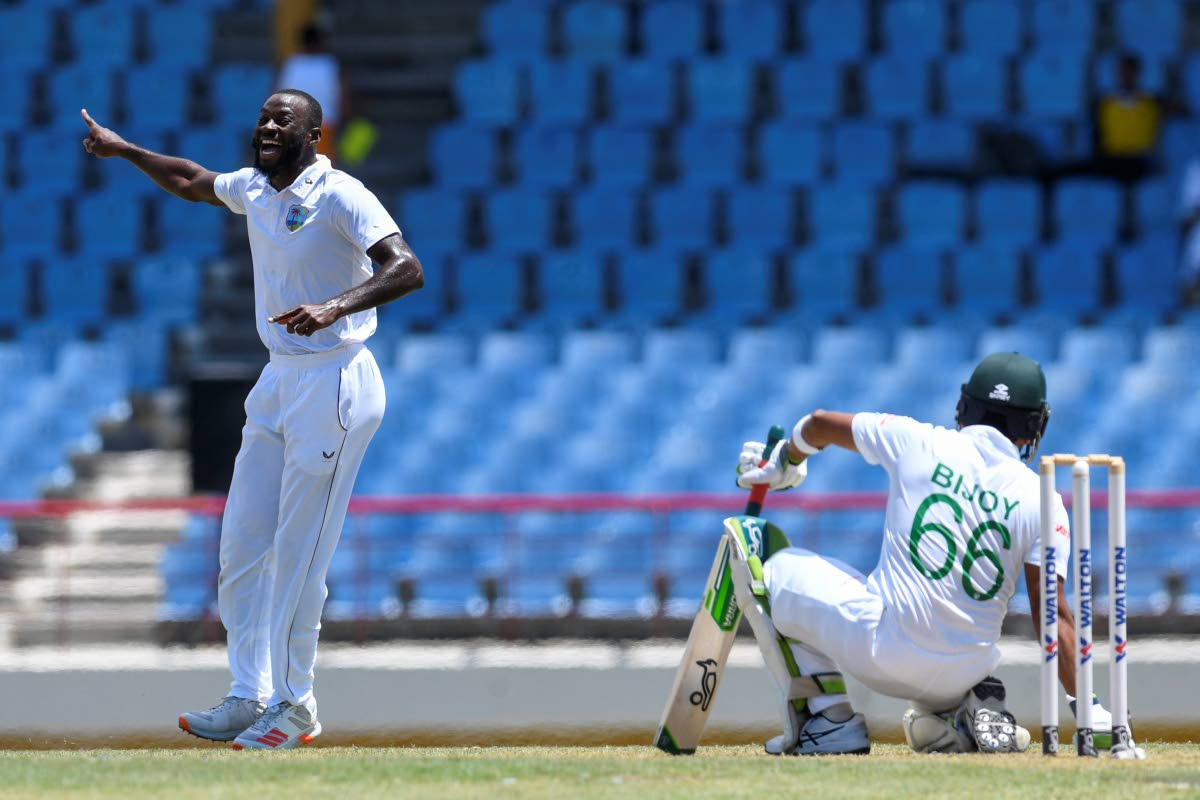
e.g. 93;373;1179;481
278;24;346;158
1093;54;1162;182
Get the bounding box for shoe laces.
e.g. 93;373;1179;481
242;702;289;738
208;696;248;715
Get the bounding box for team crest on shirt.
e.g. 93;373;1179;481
285;204;311;232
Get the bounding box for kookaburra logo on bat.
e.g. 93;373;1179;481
689;658;720;711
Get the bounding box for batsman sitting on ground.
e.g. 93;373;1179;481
80;91;424;750
733;353;1114;755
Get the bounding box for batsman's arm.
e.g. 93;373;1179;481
1024;563;1078;697
269;234;424;336
785;410;858;464
80;109;222;206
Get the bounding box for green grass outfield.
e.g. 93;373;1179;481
0;744;1198;800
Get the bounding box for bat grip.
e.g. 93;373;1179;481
744;424;786;517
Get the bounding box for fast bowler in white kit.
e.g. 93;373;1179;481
80;90;424;750
733;353;1115;755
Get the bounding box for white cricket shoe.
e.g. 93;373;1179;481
765;704;871;756
958;676;1031;754
231;701;322;751
178;696;265;742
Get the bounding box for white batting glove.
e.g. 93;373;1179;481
735;440;807;491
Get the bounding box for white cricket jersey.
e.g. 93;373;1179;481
213;155;401;356
851;413;1071;656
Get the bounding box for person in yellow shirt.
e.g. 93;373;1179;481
1095;54;1161;181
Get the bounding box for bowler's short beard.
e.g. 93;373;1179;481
253;134;307;180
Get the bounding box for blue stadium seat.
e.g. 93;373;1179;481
975;326;1056;364
211;64;274;125
676;124;743;185
1094;53;1167;95
717;0;783;59
1031;238;1104;315
1053;179;1121;245
1059;327;1137;366
407;576;487;618
147;4;212;68
812;326;887;364
514;126;579;187
789;249;859;319
776;59;841;119
132;257;202;324
398;188;465;248
528;60;593;123
484;186;552;252
650;185;715;249
688;60;754;122
571;184;638;249
727;328;804;367
76;189;145;259
178;129;246;173
874;246;946;317
954;246;1022;318
430;125;497;187
124;68;190;132
579;575;654;618
0;263;29;325
943;56;1008;119
561;329;636;370
803;0;867;61
609;61;675;124
0;6;51;68
643;0;704;60
1162;121;1200;171
538;250;605;321
893;325;974;368
479;330;553;373
863;58;930;120
1143;326;1200;368
1133;178;1174;235
1183;58;1200;121
976;180;1041;247
563;0;627;62
831;122;895;184
882;0;946;57
497;576;570;617
482;1;548;59
0;67;33;132
758;122;823;184
71;3;134;67
397;333;472;373
1114;0;1180;58
454;60;522;125
898;182;966;248
727;185;794;249
587;125;653;184
810;185;876;249
1031;0;1095;52
644;329;718;366
455;253;524;324
960;0;1023;56
39;259;110;326
1114;235;1178;313
613;250;685;320
51;67;116;127
704;250;774;319
158;198;224;261
904;120;974;170
2;192;62;259
1020;50;1087;117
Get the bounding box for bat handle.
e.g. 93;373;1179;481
745;424;786;517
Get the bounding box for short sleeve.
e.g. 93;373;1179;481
851;412;932;472
213;168;255;215
1024;492;1071;578
329;182;402;253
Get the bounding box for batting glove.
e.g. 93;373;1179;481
736;440;807;491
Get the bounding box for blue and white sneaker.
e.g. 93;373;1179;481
765;704;871;756
231;701;322;751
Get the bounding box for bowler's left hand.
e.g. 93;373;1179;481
269;302;341;336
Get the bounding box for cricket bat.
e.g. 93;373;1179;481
653;425;786;754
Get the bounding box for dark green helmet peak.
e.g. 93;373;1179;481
956;352;1050;462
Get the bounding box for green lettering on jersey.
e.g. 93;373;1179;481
931;462;954;489
1002;497;1020;520
978;491;999;513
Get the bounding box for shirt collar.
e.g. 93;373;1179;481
254;155;331;200
960;424;1020;460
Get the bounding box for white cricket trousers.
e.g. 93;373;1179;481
218;342;384;713
764;548;1001;712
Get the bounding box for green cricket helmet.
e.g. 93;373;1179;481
955;352;1051;462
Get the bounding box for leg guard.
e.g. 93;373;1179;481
725;516;852;753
